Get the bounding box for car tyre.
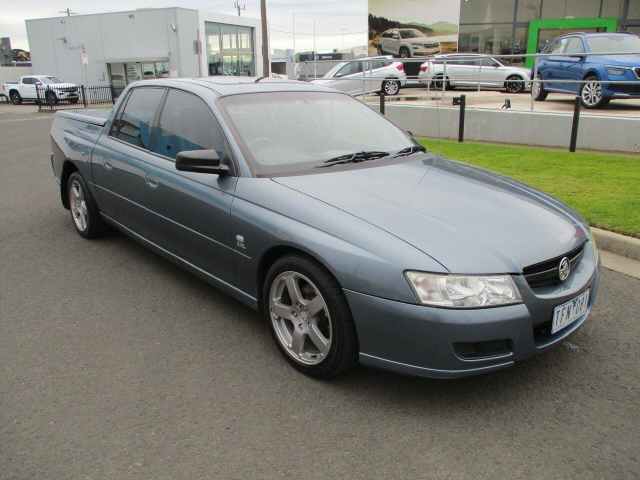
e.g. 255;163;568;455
580;75;609;109
431;75;450;91
9;91;22;105
381;78;401;96
66;171;107;239
399;47;411;58
505;75;525;94
263;255;358;379
45;91;58;106
532;75;548;101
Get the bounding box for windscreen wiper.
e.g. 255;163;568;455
317;151;390;168
391;145;426;158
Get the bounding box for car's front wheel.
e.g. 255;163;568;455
381;78;401;96
263;255;357;379
505;75;525;94
67;171;106;238
580;75;610;108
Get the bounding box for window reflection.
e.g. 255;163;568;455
206;22;255;76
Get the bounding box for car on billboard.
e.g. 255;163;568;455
312;56;407;96
533;32;640;108
418;54;531;93
378;28;441;58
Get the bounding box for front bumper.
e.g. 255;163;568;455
346;241;600;379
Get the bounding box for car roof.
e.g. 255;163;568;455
129;77;340;97
558;32;636;38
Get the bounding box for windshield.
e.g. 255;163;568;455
220;92;414;176
586;34;640;54
400;29;422;39
323;62;346;78
41;77;63;84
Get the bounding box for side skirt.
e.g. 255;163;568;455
100;213;259;311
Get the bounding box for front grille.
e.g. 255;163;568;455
523;243;585;289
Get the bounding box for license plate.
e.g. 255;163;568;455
551;289;590;335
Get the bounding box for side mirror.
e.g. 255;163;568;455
175;149;229;175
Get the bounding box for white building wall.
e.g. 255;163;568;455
25;8;261;84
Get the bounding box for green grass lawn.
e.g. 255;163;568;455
418;138;640;238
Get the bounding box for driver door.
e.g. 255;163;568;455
332;61;365;95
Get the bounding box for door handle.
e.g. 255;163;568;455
144;174;159;189
104;161;113;171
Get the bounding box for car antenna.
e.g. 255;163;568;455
254;76;269;83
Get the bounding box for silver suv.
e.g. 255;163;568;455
419;54;531;93
378;28;441;58
312;56;407;96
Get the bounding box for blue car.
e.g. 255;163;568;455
533;32;640;108
50;78;600;379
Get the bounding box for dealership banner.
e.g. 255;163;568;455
368;0;461;58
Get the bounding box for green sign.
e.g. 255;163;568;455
525;17;619;69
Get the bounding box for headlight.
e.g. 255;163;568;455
606;67;626;76
405;272;522;308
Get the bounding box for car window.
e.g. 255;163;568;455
564;38;585;54
480;58;499;67
336;61;363;77
549;38;568;54
400;29;421;39
151;89;228;162
220;91;413;176
371;60;386;70
382;31;395;39
111;87;165;149
22;77;34;84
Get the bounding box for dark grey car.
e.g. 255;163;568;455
50;78;600;379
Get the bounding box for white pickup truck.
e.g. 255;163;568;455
3;75;79;105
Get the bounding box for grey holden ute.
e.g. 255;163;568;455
49;77;600;379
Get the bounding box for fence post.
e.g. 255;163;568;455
110;84;115;105
453;94;466;143
35;85;42;112
81;85;87;108
569;96;581;153
379;91;386;116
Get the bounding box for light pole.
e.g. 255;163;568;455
260;0;270;76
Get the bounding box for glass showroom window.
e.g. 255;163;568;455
205;22;255;77
629;0;640;19
541;0;601;18
516;0;541;21
460;0;516;23
459;24;515;56
601;0;625;17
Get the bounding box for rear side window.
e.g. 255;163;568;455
336;62;363;77
111;87;165;149
151;89;228;161
22;77;35;84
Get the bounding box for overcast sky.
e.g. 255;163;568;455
1;0;369;52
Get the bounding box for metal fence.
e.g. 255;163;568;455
300;50;640;153
36;84;117;112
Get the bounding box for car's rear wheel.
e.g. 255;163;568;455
67;172;106;238
399;47;410;58
381;78;401;96
9;91;22;105
431;75;450;91
532;75;548;101
263;255;357;379
505;75;525;94
580;75;609;109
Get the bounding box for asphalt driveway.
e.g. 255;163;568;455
1;111;639;479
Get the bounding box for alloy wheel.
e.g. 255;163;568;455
69;178;89;232
383;80;400;95
581;79;603;107
506;77;524;93
269;271;332;366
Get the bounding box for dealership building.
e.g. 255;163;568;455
25;7;263;87
458;0;640;66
